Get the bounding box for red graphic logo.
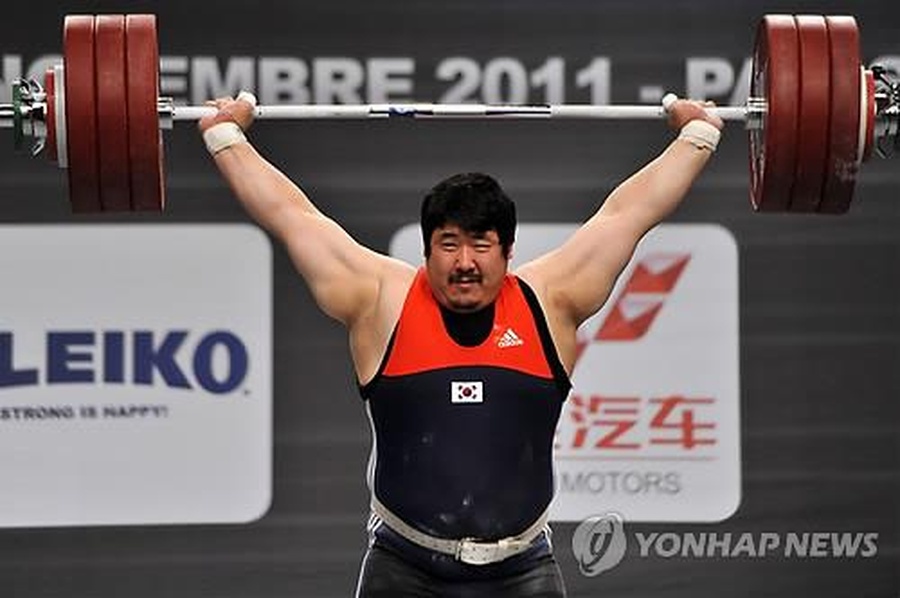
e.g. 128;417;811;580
575;253;690;366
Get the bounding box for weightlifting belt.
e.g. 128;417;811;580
370;495;549;565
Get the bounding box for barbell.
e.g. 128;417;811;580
1;13;898;214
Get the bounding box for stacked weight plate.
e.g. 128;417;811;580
749;15;877;214
52;14;165;212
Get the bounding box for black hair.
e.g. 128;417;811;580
420;172;516;258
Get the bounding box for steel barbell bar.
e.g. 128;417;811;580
0;13;898;214
1;92;757;129
159;102;755;122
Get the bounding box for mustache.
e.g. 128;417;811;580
449;271;482;283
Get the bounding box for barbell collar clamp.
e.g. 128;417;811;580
871;66;900;158
6;80;48;156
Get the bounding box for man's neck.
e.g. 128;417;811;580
439;303;495;347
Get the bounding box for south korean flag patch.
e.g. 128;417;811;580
451;381;484;404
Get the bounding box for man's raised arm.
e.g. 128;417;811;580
198;93;407;327
517;99;724;338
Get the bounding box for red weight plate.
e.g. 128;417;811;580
63;15;102;213
789;16;830;212
862;69;876;162
95;15;132;211
819;16;861;214
749;15;800;212
43;68;57;163
125;14;165;212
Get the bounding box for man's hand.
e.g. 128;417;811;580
198;91;257;155
664;96;725;132
198;91;257;134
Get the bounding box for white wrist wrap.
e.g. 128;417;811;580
203;122;247;155
678;120;721;152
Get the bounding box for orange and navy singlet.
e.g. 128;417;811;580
359;269;571;543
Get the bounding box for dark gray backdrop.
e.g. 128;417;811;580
0;1;898;596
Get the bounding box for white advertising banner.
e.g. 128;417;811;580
0;225;272;527
390;223;740;522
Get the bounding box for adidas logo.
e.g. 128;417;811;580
497;327;524;348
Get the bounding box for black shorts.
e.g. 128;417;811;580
355;524;567;597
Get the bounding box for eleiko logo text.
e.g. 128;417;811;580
0;330;249;394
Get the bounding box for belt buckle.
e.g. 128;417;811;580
454;537;480;562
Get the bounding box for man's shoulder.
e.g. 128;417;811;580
379;258;419;308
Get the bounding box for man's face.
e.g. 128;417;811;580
425;225;510;312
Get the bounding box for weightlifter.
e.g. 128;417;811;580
198;91;723;597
